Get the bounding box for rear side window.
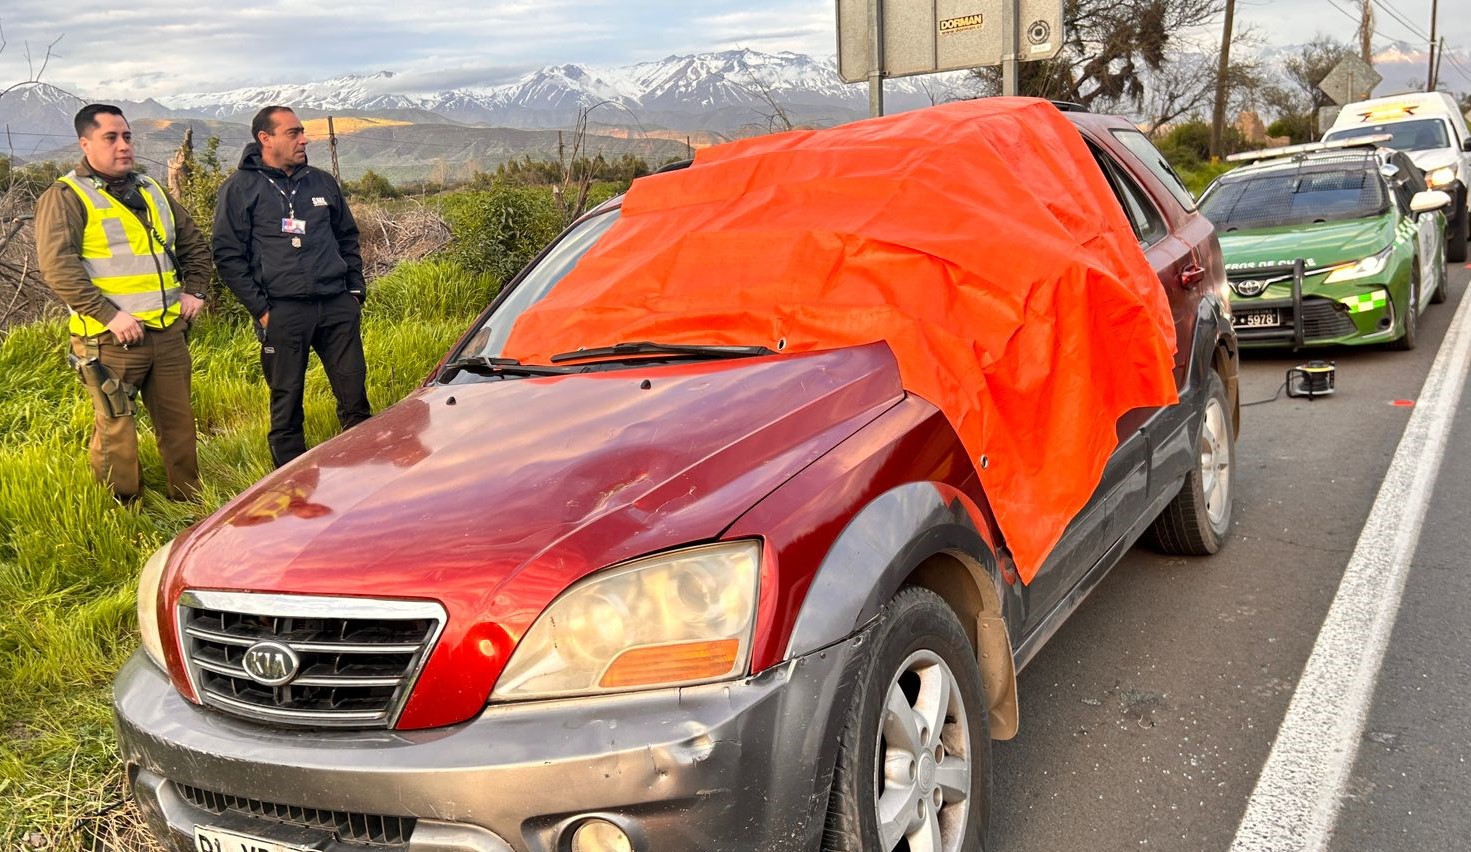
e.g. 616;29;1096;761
1111;128;1198;211
1091;146;1168;247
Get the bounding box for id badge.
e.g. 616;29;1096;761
281;217;307;235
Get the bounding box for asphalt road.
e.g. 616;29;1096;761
989;261;1471;852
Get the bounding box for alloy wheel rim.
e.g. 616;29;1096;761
1200;397;1231;528
873;649;971;852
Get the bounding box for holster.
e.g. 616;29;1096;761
68;349;136;418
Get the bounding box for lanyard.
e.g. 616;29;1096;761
260;173;299;219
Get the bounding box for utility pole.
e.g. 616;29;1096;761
1425;0;1438;92
1209;0;1236;162
1001;0;1020;96
867;0;885;116
1358;0;1373;70
1431;36;1445;90
326;116;341;183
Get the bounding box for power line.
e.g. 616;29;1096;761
1369;0;1429;42
1442;50;1471;85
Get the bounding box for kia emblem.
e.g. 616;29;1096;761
241;641;300;686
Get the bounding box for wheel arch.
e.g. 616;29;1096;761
785;482;1020;739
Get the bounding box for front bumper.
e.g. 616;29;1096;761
115;630;865;852
1231;290;1398;348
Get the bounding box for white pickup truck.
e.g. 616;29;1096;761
1323;91;1471;262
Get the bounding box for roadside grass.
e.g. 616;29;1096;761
0;259;498;849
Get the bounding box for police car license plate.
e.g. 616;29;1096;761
194;825;309;852
1233;309;1280;328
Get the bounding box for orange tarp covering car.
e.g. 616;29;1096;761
503;98;1178;582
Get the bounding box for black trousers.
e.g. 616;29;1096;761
258;293;371;467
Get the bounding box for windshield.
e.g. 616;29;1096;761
1324;119;1451;152
459;209;621;358
1199;164;1387;231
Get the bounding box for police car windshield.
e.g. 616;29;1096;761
1199;164;1388;231
1324;119;1449;152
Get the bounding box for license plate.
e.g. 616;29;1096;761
1233;309;1281;328
194;825;309;852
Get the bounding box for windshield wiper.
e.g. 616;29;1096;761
549;341;775;364
439;355;576;379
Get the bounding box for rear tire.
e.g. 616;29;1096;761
1146;370;1233;555
1431;252;1449;304
822;587;990;852
1388;269;1419;351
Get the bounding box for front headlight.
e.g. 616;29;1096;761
1426;166;1456;189
1324;246;1394;284
491;541;761;701
136;539;173;669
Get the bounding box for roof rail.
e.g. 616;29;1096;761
654;159;693;174
1225;134;1393;164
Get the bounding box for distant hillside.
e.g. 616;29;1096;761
10;112;689;184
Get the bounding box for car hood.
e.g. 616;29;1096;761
1406;148;1459;173
1218;216;1393;272
167;343;904;726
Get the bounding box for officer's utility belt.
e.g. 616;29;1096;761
67;337;136;418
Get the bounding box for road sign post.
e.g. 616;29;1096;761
837;0;1063;103
1318;55;1382;108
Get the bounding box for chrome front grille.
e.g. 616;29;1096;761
177;782;415;846
177;591;445;728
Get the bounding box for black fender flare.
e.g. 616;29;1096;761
784;481;1020;737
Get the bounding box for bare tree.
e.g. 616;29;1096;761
0;21;75;330
1138;36;1270;139
970;0;1226;108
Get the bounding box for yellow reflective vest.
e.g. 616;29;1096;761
57;171;181;336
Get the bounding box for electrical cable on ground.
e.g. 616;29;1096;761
1242;382;1288;407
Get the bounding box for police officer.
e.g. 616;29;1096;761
35;104;210;503
212;105;370;467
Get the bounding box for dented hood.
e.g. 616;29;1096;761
177;346;901;593
166;345;903;726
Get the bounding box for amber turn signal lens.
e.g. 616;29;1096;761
599;639;740;689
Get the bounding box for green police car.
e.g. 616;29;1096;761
1199;141;1453;350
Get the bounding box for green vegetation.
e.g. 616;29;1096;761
0;258;499;849
433;184;567;284
347;169;400;200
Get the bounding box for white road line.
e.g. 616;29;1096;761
1230;284;1471;852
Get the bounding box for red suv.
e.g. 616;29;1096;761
116;101;1238;852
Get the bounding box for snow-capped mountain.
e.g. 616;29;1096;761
164;71;427;120
156;50;977;132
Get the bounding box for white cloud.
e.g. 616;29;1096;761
0;0;1464;98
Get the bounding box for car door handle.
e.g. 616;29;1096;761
1180;264;1206;287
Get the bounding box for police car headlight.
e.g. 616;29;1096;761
136;539;173;669
491;541;761;701
1426;166;1456;189
1324;246;1394;284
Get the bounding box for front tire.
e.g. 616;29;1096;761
1388;269;1419;351
1447;193;1468;264
1146;370;1234;555
823;587;990;852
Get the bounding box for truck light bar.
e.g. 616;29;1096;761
1225;134;1394;164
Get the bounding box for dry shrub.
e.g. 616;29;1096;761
0;185;60;332
354;201;453;282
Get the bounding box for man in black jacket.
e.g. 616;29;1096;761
213;105;371;467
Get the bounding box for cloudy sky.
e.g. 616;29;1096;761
0;0;1466;98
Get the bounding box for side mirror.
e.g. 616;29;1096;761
1410;189;1453;214
1462;137;1471;153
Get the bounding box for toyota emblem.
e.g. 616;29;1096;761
241;641;300;686
1232;279;1268;297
